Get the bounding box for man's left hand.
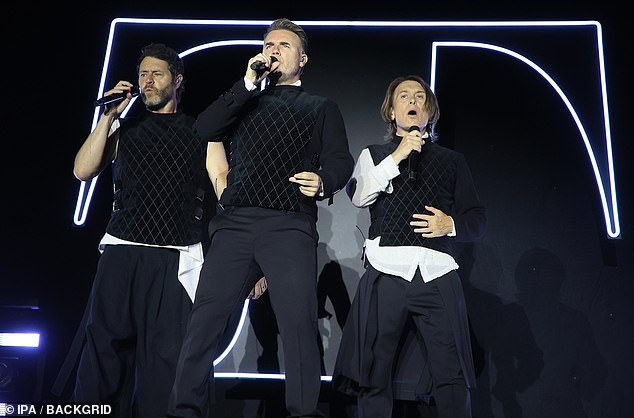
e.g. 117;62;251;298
248;277;268;300
289;171;323;197
410;205;453;237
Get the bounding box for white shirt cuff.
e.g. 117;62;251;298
244;76;257;91
448;217;456;236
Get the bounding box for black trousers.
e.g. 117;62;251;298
72;245;191;418
167;206;323;418
358;270;471;418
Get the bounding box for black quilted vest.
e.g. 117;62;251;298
220;86;325;216
367;137;459;255
106;111;207;246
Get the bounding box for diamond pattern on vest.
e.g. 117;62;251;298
369;142;456;248
106;113;205;246
225;89;320;211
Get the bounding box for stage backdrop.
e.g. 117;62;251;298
69;19;628;417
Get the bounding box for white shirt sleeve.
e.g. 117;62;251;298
243;76;257;91
349;148;401;207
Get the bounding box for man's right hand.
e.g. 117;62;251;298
246;53;280;85
390;129;424;165
102;81;135;116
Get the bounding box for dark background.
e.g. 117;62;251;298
2;2;632;417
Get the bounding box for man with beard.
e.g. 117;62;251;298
67;43;224;417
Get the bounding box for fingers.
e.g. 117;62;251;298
412;224;438;237
249;277;268;300
411;211;436;235
289;172;322;197
102;81;135;116
392;131;424;163
108;81;135;95
411;207;450;237
246;53;275;83
410;217;431;234
404;130;423;153
424;205;440;215
254;277;267;299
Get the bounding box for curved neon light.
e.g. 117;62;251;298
74;19;619;239
213;299;251;367
72;18;620;381
430;40;620;238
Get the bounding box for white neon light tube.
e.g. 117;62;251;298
430;40;619;237
72;19;619;239
0;332;40;348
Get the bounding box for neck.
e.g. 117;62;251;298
148;102;178;114
273;73;301;86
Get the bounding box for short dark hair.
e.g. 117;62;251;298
264;18;308;53
137;43;185;100
380;75;440;140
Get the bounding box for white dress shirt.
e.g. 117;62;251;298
98;233;203;303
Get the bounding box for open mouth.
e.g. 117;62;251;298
408;110;418;116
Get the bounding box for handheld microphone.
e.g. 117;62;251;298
94;86;140;107
407;125;421;182
250;56;278;72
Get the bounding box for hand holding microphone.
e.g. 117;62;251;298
391;125;424;181
406;125;422;182
247;54;279;83
95;82;139;107
250;56;278;72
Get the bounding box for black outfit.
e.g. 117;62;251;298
166;79;354;418
58;111;207;418
106;112;207;246
364;140;484;251
333;137;486;418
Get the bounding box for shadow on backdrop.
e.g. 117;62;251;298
513;247;607;418
457;242;544;418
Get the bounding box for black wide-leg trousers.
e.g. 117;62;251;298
73;245;191;418
167;206;323;418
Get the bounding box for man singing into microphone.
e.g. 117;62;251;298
61;43;228;417
333;75;486;418
166;18;354;418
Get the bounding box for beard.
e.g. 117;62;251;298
142;87;172;111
